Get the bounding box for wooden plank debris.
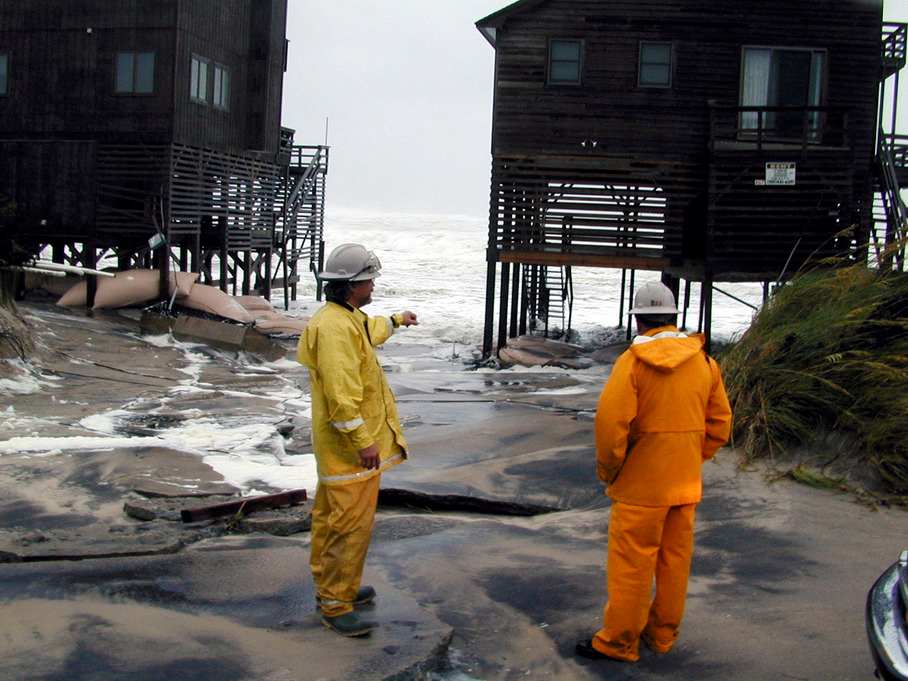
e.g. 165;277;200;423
181;489;308;523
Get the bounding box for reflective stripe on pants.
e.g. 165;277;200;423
593;501;697;661
309;474;381;617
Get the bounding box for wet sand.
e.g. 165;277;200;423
0;302;905;680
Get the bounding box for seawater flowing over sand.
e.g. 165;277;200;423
279;207;765;348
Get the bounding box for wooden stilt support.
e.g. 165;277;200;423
263;248;273;300
242;251;252;295
85;242;98;309
625;270;636;341
482;255;497;358
704;274;714;352
218;217;228;294
315;239;325;302
518;265;529;336
157;242;171;305
497;261;511;352
618;268;627;327
190;233;200;275
682;279;692;330
508;262;520;339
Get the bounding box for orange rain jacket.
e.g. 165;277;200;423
595;326;732;507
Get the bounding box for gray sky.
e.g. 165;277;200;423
282;0;908;219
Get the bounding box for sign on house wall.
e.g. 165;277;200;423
755;162;797;186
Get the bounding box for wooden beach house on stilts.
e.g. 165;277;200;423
476;0;908;357
0;0;328;307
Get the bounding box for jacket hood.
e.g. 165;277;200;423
630;327;705;371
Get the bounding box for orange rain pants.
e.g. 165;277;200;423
592;501;697;662
309;475;381;617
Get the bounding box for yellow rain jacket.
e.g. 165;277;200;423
595;326;732;506
297;302;408;486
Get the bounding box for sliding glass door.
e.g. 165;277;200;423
741;47;826;139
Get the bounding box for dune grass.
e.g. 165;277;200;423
719;261;908;493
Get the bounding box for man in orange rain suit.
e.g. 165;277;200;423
576;281;732;663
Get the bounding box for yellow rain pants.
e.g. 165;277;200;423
309;474;381;617
592;502;697;661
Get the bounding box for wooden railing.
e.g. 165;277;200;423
286;146;325;208
709;104;850;150
882;133;908;170
877;132;907;271
882;23;907;74
273;143;330;303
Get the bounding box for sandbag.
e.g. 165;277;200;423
247;309;284;321
499;335;594;369
505;335;584;358
179;284;254;324
253;316;309;337
498;346;551;367
57;270;199;309
24;272;80;297
498;345;594;369
235;295;274;312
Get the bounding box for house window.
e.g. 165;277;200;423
639;42;672;88
213;64;230;110
0;53;7;96
115;51;155;94
548;39;583;84
190;55;210;103
741;47;826;136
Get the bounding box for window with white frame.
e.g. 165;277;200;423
213;64;230;110
190;55;210;103
548;39;583;84
116;51;155;94
0;53;7;96
639;42;672;88
740;47;826;136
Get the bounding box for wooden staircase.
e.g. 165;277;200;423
525;263;573;338
873;134;907;271
272;143;329;306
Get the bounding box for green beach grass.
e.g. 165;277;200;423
720;259;908;495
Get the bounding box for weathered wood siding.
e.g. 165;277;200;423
0;0;287;152
492;0;880;165
487;0;883;274
0;140;97;234
0;0;177;141
173;0;286;155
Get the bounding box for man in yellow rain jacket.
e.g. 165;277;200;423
296;243;417;637
577;281;732;662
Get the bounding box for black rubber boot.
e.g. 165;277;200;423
353;585;376;607
575;639;627;662
321;611;376;638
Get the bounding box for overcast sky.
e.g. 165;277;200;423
282;0;908;220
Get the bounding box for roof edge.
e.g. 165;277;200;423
475;24;498;47
475;0;548;30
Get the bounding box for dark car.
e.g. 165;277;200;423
867;550;908;680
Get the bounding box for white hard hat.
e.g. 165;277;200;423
628;282;679;315
318;243;382;281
